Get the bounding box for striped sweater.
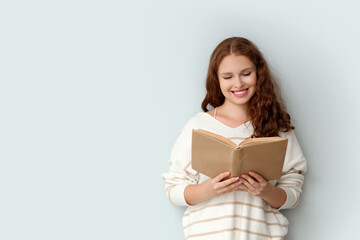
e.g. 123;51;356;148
162;112;307;239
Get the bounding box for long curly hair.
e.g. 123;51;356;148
201;37;294;137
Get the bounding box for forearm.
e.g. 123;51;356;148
260;186;287;209
184;184;211;206
184;173;242;206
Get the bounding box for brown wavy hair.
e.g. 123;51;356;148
201;37;294;137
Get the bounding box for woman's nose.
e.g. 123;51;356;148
233;76;243;88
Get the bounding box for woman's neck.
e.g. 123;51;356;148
217;100;250;121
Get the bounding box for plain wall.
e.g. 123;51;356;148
1;0;359;239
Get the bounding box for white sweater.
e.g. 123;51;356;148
162;112;307;240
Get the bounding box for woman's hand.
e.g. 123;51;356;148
203;171;242;198
184;171;242;205
240;171;272;197
240;171;286;209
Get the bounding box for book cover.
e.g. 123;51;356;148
191;129;288;180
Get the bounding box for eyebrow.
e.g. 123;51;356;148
219;68;254;76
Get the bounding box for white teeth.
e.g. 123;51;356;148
233;89;247;94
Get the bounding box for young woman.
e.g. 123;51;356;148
162;37;307;239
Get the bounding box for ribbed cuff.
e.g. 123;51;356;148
277;186;297;210
169;182;191;206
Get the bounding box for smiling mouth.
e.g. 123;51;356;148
231;88;249;97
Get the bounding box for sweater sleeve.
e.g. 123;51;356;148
276;130;308;210
161;121;199;206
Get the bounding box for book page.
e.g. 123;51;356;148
196;129;237;148
238;137;284;147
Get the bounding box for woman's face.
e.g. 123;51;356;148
217;54;257;107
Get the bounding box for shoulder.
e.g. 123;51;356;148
278;129;295;138
181;111;212;130
278;129;305;158
278;129;299;143
207;108;215;117
278;129;300;146
170;112;210;151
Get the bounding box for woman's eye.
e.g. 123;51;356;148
223;76;232;79
243;72;251;76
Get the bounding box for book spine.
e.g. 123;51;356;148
232;149;242;177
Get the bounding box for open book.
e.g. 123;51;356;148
191;129;288;180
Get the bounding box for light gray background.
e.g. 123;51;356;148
1;0;359;239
